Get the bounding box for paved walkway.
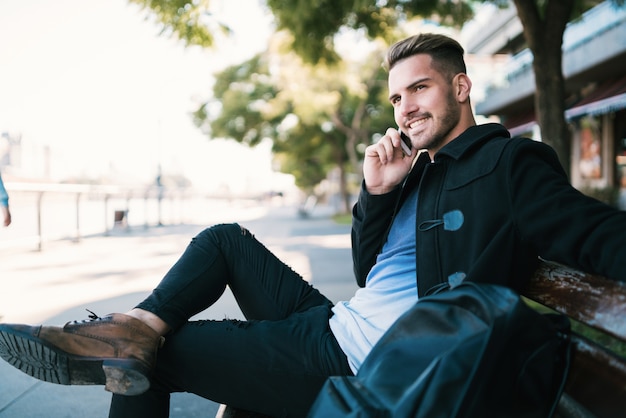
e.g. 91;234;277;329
0;203;356;417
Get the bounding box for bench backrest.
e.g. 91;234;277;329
523;260;626;418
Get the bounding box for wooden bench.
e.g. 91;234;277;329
218;259;626;418
523;259;626;418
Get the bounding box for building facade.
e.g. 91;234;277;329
470;2;626;208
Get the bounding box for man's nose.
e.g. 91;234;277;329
399;97;417;117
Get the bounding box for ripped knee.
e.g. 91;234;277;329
200;223;254;240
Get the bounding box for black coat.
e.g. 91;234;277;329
352;123;626;296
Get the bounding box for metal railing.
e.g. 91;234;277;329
0;182;247;252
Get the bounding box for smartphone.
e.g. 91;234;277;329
400;131;412;156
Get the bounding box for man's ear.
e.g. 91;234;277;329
454;73;472;103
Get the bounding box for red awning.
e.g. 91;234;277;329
504;75;626;133
503;111;536;136
566;75;626;119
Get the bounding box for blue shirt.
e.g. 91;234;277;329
0;172;8;207
330;187;418;373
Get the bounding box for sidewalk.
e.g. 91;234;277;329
0;203;356;417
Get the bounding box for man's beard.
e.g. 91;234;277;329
422;93;461;153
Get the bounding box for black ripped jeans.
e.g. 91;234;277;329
108;223;351;418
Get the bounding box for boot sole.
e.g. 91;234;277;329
0;329;150;396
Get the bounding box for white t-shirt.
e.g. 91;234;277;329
329;188;418;373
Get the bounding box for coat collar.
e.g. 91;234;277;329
434;123;511;162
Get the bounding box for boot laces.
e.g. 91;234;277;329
69;309;103;325
85;309;101;320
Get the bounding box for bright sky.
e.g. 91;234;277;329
0;0;281;192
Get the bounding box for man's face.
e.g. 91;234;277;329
388;54;462;156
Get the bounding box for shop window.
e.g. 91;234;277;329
617;137;626;189
578;116;602;179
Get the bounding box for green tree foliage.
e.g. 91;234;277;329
192;52;334;192
266;0;623;176
194;38;396;211
273;123;334;191
266;0;473;64
193;55;283;147
129;0;226;47
133;0;623;194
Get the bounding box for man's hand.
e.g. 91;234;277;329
363;128;416;195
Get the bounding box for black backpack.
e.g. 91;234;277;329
308;282;571;418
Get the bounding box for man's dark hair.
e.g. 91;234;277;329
384;33;466;79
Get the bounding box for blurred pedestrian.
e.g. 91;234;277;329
0;171;11;227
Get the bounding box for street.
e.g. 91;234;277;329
0;202;357;417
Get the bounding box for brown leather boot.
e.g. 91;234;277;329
0;312;164;396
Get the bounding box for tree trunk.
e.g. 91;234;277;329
513;0;574;177
332;108;366;214
339;164;351;214
333;147;351;214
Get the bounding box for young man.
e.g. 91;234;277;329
1;33;625;418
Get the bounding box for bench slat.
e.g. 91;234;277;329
561;336;626;418
524;260;626;418
525;260;626;340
